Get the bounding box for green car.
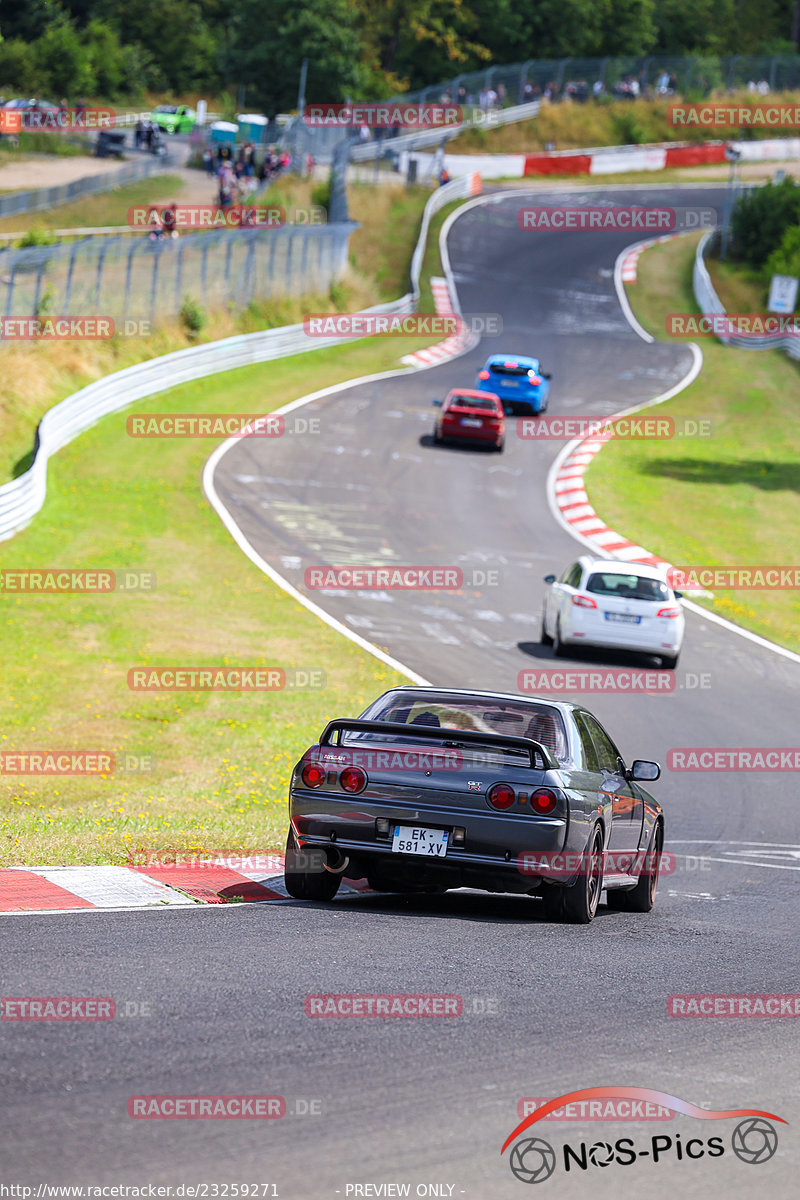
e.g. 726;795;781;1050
150;104;196;134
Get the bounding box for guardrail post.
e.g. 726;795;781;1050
174;242;184;310
149;244;160;323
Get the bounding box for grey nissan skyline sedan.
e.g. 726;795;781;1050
284;686;664;924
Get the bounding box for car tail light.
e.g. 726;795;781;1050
340;766;367;794
530;788;558;815
301;762;325;788
528;371;542;384
571;594;598;609
487;783;515;810
657;606;681;619
478;369;490;380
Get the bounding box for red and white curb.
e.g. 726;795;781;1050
0;857;372;914
401;275;479;367
550;233;710;594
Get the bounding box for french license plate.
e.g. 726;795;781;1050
461;417;482;427
392;826;449;857
605;612;641;624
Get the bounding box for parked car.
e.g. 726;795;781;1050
150;105;196;135
283;685;665;924
432;388;505;450
542;556;684;668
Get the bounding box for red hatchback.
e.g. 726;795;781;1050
433;388;505;451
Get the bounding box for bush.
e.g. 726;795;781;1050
17;226;58;248
179;295;207;336
765;224;800;296
311;178;331;216
731;179;800;268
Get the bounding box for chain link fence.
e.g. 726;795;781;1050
0;222;357;324
398;53;800;105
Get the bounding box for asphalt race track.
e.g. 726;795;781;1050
3;186;799;1198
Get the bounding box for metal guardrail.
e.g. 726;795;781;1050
349;100;542;162
0;173;479;541
693;231;800;360
0;155;173;219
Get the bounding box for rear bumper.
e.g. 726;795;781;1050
290;794;567;890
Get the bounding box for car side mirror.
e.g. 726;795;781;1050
543;574;556;584
541;371;552;380
432;398;443;407
628;759;661;782
674;590;683;599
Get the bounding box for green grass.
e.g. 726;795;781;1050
0;179;448;867
0;175;187;235
584;233;800;652
0;341;421;867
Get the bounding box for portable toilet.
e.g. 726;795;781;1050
237;113;269;143
208;120;238;147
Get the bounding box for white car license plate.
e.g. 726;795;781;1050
392;826;449;857
605;612;641;624
461;417;482;427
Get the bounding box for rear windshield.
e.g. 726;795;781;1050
488;364;532;376
356;692;569;765
586;572;669;602
449;396;499;411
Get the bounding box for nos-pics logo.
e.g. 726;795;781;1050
502;1087;785;1184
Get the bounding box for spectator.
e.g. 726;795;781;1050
202;146;214;175
497;82;506;106
756;78;770;94
439;165;451;186
134;119;144;149
593;79;605;98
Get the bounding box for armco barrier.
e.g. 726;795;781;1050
523;138;798;176
0;173;481;542
693;231;800;360
0;155;172;219
349;99;541;162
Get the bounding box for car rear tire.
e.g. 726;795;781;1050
561;826;604;924
495;437;505;452
284;832;341;901
552;618;568;657
605;822;663;913
661;653;679;669
540;614;553;646
433;427;442;444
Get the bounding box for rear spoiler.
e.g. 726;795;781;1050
318;718;558;771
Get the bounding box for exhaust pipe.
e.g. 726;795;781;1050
323;846;350;875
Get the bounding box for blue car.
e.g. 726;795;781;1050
476;354;551;416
